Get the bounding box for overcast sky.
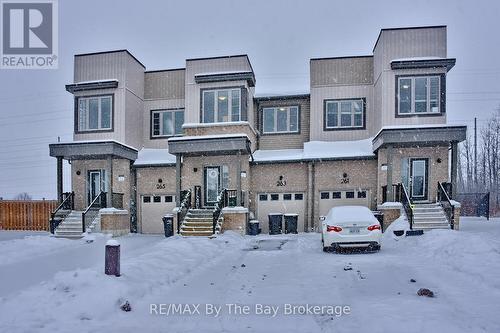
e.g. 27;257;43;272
0;0;499;199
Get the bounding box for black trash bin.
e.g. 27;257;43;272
268;213;283;235
162;214;174;237
284;214;298;234
248;220;260;235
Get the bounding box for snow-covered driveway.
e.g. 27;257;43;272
0;217;499;333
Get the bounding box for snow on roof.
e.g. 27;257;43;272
252;138;375;162
73;79;118;84
303;138;374;159
374;124;468;140
326;206;378;224
168;133;249;142
195;70;252;76
252;149;304;162
55;139;138;151
182;122;258;136
391;57;445;62
133;148;176;166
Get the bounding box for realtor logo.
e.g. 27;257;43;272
1;0;58;69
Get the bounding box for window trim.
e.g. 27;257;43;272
261;105;301;135
323;98;366;131
74;94;114;134
150;108;185;139
200;86;245;123
395;73;446;117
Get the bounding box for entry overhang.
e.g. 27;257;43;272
168;134;251;155
49;140;138;160
372;125;467;151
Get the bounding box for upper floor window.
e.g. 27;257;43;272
202;88;242;123
397;75;441;115
151;109;184;138
262;106;299;134
77;95;112;132
324;99;364;130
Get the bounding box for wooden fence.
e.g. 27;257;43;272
0;200;58;231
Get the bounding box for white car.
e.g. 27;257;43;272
321;206;381;252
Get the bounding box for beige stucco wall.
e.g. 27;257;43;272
377;145;450;203
71;158;132;212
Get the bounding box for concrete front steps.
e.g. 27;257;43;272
54;210;84;239
412;203;450;230
180;209;221;236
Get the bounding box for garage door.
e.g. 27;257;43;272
140;194;176;234
256;192;306;234
319;189;370;218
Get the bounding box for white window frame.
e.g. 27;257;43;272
202;88;242;123
262;106;299;134
324;99;364;129
77;95;113;132
397;76;441;115
151;109;184;138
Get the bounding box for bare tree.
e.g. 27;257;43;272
14;192;32;200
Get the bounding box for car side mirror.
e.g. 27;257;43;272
319;216;326;221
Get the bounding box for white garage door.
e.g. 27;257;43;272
256;192;306;234
319;189;370;217
140;194;176;234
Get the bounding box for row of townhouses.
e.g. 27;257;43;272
49;25;466;237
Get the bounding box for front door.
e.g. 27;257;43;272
410;158;428;201
204;166;220;206
88;170;103;205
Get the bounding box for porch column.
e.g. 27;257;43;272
107;156;112;208
386;145;394;201
176;154;181;206
236;151;241;206
451;141;458;199
56;156;63;203
306;162;313;232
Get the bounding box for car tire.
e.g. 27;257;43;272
370;244;381;251
323;246;331;252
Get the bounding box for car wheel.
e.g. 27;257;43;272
370;244;381;251
323;246;331;252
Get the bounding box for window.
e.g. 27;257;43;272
397;76;441;114
202;88;242;123
270;194;279;201
262;106;299;134
357;191;367;198
283;193;292;200
332;192;341;199
153;196;161;203
320;192;330;200
294;193;303;200
152;109;184;137
324;99;364;129
77;95;112;131
346;191;355;199
165;195;173;203
143;196;151;203
259;194;268;201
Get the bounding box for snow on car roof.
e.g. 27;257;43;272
326;206;378;224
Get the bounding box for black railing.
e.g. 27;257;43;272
176;189;192;234
398;183;414;230
213;189;229;235
82;191;106;233
438;182;454;230
381;184;401;203
112;192;124;209
49;192;74;234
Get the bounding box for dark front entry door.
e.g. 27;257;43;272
410;158;428;201
204;166;220;206
88;170;104;205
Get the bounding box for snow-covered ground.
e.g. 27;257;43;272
0;217;499;333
